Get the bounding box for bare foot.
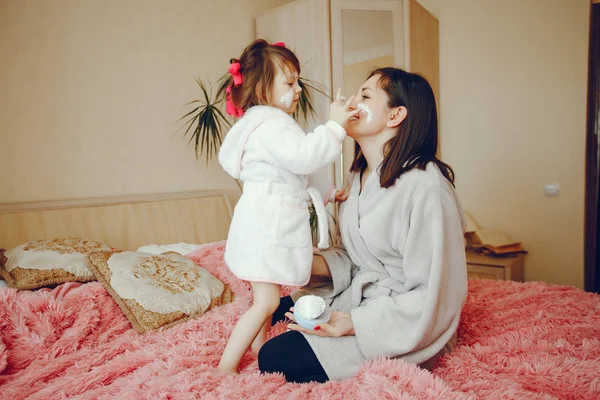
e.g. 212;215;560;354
217;359;240;375
218;365;239;375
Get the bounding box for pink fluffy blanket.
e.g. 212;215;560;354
0;242;599;399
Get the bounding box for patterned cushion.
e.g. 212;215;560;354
86;250;233;333
0;238;110;290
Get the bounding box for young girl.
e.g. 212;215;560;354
217;39;357;374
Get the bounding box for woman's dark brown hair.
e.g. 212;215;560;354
350;67;455;188
227;39;301;111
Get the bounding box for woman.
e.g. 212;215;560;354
257;68;468;383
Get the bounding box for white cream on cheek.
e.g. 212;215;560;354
356;103;374;124
280;89;294;109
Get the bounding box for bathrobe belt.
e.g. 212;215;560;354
242;181;329;250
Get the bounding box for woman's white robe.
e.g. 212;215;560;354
302;163;468;380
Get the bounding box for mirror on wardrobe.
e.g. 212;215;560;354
330;0;406;186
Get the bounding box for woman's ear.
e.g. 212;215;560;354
387;106;407;128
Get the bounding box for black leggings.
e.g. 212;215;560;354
257;296;329;383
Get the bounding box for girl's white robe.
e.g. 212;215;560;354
218;106;345;286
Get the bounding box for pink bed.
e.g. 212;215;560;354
1;242;599;399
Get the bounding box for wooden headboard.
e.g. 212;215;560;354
0;190;240;250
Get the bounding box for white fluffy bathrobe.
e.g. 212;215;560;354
301;163;468;380
218;106;345;286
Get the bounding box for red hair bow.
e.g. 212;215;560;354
225;86;244;118
225;61;244;118
228;62;243;86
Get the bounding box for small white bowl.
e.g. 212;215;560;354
293;295;331;330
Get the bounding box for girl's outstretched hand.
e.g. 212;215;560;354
329;88;359;127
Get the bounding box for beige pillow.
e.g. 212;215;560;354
86;250;233;333
0;238;111;290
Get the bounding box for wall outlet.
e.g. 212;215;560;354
544;183;560;197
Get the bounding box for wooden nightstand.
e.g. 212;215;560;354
466;250;525;281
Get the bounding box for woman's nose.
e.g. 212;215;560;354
295;84;302;94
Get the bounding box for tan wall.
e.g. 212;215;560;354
0;0;290;203
417;0;590;288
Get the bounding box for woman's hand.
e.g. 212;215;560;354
334;184;350;203
285;308;355;337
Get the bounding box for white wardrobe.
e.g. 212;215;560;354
256;0;439;188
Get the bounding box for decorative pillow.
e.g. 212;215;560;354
0;239;111;290
86;251;233;333
136;243;208;256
